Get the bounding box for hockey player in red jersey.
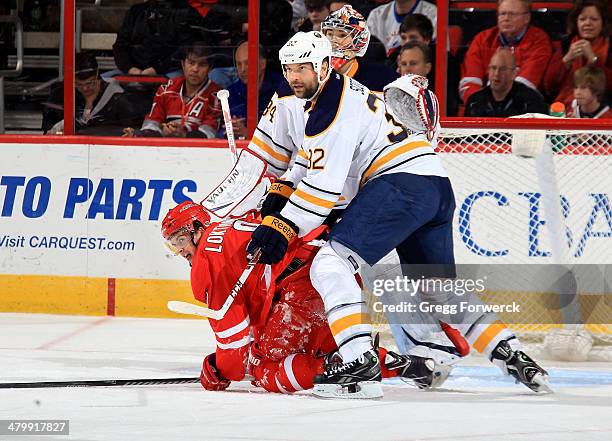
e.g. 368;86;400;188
162;201;446;394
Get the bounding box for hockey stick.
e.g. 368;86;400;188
167;248;262;320
217;89;238;164
0;377;199;389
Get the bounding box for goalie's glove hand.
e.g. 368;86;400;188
200;353;231;391
247;213;299;264
261;180;294;218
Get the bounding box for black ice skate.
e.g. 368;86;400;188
313;348;383;399
384;351;450;389
492;339;552;393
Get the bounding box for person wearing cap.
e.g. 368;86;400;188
123;43;222;138
42;51;143;135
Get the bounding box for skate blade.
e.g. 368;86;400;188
531;373;554;394
313;381;384;399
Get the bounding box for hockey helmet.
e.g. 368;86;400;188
321;5;370;60
161;201;211;241
383;74;440;142
279;31;333;86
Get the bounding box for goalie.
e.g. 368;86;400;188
161;201;447;394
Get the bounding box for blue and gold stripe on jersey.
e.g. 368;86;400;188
287;178;341;219
360;138;437;186
304;73;347;138
249;127;293;175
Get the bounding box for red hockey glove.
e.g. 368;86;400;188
200;353;231;391
261;180;294;218
247;214;299;264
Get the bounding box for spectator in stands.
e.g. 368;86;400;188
111;0;194;78
567;65;612;118
42;52;144;135
123;43;221;138
223;42;281;138
321;4;397;93
393;13;460;115
298;0;331;32
367;0;437;55
464;48;549;117
459;0;552;104
289;0;308;30
543;0;611;107
397;41;432;78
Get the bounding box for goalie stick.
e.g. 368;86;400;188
168;248;262;320
0;377;199;389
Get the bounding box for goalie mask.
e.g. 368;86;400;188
321;5;370;71
383;74;440;142
279;31;332;100
161;201;211;253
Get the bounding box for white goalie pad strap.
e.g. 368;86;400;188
200;149;269;219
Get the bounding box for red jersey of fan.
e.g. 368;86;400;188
459;26;552;103
142;76;221;137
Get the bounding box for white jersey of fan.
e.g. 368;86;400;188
248;73;446;236
367;0;438;53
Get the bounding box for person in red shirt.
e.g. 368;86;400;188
161;201;446;394
459;0;552;104
543;0;612;108
124;43;221;138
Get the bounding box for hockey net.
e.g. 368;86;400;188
367;120;612;361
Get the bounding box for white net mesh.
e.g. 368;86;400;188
367;124;612;361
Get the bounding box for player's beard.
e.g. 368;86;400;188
294;81;319;100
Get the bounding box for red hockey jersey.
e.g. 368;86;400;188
142;76;221;138
190;217;327;382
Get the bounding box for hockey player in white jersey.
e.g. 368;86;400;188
247;5;395;180
247;31;451;399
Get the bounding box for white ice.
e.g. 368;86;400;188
0;313;611;441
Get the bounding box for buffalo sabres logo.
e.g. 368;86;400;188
410;75;429;90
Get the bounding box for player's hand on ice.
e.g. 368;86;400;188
200;353;231;391
247;214;298;264
260;180;294;218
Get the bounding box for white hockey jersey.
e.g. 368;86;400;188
247;81;306;178
276;72;447;236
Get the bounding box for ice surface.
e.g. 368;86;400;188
0;313;610;441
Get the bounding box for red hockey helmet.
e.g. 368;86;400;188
161;201;211;241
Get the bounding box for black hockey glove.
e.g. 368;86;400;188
260;180;294;218
247;213;299;264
